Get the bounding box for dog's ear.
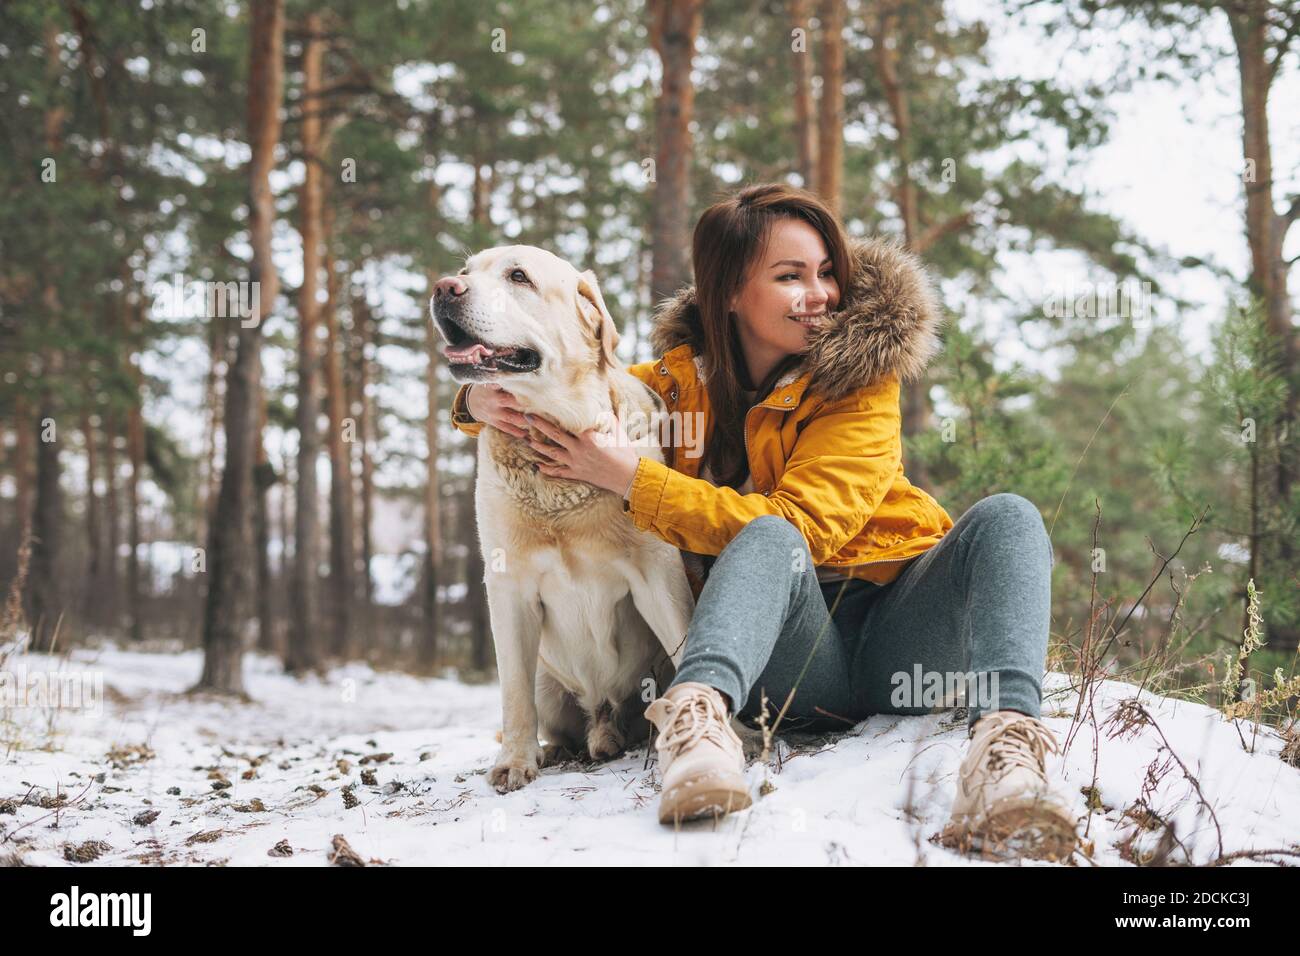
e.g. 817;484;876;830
576;269;620;370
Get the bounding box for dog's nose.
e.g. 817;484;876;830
433;275;468;299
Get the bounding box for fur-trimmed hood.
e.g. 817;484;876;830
647;235;945;403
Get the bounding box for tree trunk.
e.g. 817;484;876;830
352;286;375;608
816;0;844;212
201;319;226;542
288;10;325;673
470;135;493;226
28;408;63;652
126;356;145;643
869;0;933;485
254;392;275;655
13;396;34;557
279;449;292;583
1229;2;1298;649
1230;7;1295;367
103;406;120;628
790;0;818;188
80;409;101;601
322;200;355;660
28;17;65;652
648;0;702;301
198;0;284;694
869;2;918;244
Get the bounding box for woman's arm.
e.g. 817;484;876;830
623;374;904;564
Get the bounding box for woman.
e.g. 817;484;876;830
453;183;1077;858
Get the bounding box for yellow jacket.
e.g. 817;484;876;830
449;235;954;597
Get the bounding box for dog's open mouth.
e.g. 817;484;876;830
440;317;541;373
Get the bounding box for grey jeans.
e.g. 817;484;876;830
670;493;1054;732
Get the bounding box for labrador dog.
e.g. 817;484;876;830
430;246;695;793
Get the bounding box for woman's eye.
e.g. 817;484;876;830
509;269;530;284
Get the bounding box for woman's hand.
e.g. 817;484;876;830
465;383;530;439
524;412;642;497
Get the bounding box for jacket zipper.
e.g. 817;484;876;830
743;403;758;479
827;555;917;568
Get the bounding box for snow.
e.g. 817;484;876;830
1;640;1296;866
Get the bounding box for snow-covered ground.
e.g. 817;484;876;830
1;640;1296;866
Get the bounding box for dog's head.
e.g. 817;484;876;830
430;245;620;389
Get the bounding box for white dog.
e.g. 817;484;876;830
431;246;695;793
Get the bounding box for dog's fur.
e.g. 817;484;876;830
431;246;693;793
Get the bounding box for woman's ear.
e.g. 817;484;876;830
577;269;620;369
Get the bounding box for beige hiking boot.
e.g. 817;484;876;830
942;710;1078;861
645;682;752;825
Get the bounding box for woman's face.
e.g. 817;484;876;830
728;218;840;379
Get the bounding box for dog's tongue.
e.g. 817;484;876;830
443;342;494;364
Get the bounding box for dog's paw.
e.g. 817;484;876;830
488;746;542;793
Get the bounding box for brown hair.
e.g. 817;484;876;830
693;182;852;488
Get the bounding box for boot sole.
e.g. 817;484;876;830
943;800;1078;861
658;781;752;825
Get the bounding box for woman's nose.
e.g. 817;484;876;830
805;280;831;311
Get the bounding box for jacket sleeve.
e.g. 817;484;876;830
449;382;485;438
622;374;903;563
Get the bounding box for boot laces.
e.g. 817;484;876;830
975;716;1058;782
659;690;731;757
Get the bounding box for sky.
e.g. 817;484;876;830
960;1;1299;372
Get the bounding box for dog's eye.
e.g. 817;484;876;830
508;268;531;285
